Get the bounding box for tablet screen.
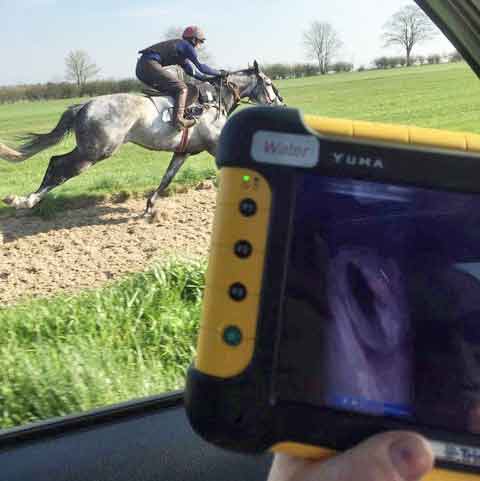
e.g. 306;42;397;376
276;174;480;433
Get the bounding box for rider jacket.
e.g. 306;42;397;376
139;39;220;81
139;39;184;67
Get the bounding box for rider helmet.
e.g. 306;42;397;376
182;26;206;44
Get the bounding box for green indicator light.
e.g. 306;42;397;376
223;326;243;347
243;175;251;182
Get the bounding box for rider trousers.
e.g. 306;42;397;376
136;56;198;129
136;57;187;94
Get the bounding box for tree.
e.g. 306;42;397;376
427;53;441;64
163;26;213;64
330;61;353;73
449;50;463;63
374;56;389;69
382;5;438;66
65;50;100;87
386;56;398;68
263;63;291;80
303;21;342;74
416;54;427;65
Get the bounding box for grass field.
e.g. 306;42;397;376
281;62;480;130
0;97;216;217
1;63;480;216
2;62;480;428
0;259;205;428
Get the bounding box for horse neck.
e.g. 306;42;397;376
228;71;256;99
218;86;237;114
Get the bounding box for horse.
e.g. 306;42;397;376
0;61;283;218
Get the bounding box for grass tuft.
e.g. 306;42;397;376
0;258;206;428
174;166;218;188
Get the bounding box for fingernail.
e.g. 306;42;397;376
390;436;432;481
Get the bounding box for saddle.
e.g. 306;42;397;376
142;82;217;122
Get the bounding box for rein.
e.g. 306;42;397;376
257;73;281;104
215;80;222;121
212;71;282;118
228;97;252;115
214;78;243;118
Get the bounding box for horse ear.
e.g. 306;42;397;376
253;60;259;73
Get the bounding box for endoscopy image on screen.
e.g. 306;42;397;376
276;174;480;433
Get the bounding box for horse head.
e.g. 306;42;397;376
247;60;285;106
223;61;285;110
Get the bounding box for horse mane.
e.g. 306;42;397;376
231;68;256;76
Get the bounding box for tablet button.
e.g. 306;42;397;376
229;283;247;301
234;240;253;258
223;326;243;346
239;198;257;217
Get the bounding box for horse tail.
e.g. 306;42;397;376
14;103;86;161
0;142;25;163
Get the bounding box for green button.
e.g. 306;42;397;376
223;326;243;347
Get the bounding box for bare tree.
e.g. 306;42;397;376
303;21;342;74
382;5;438;66
163;26;213;64
65;50;100;87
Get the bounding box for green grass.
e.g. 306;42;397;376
0;258;206;429
21;165;218;220
279;63;480;131
0;97;216;216
2;64;480;216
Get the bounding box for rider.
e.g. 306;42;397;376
136;26;228;130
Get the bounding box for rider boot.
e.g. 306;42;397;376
174;89;195;130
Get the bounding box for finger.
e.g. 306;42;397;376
292;431;434;481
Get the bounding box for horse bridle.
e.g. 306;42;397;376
215;72;283;119
214;78;242;119
252;72;283;105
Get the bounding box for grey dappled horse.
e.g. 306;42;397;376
0;61;283;217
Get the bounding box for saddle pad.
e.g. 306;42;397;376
142;83;199;106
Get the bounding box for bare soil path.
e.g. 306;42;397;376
0;186;216;306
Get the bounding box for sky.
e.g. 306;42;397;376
0;0;455;86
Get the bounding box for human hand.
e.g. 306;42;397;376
267;431;434;481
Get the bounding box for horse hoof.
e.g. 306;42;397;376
142;208;154;223
145;209;165;224
3;195;16;206
146;212;157;224
2;195;34;209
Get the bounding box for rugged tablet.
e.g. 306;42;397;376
186;106;480;479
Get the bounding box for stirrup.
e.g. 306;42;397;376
174;118;196;130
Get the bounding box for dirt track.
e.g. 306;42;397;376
0;185;217;306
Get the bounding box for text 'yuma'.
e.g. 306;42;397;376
332;152;384;169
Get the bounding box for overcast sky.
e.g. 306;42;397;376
0;0;455;86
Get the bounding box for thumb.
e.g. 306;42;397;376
290;432;434;481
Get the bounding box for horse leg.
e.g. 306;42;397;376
145;152;189;217
4;148;93;209
206;144;217;158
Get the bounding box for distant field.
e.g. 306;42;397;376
279;62;480;130
1;63;480;213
